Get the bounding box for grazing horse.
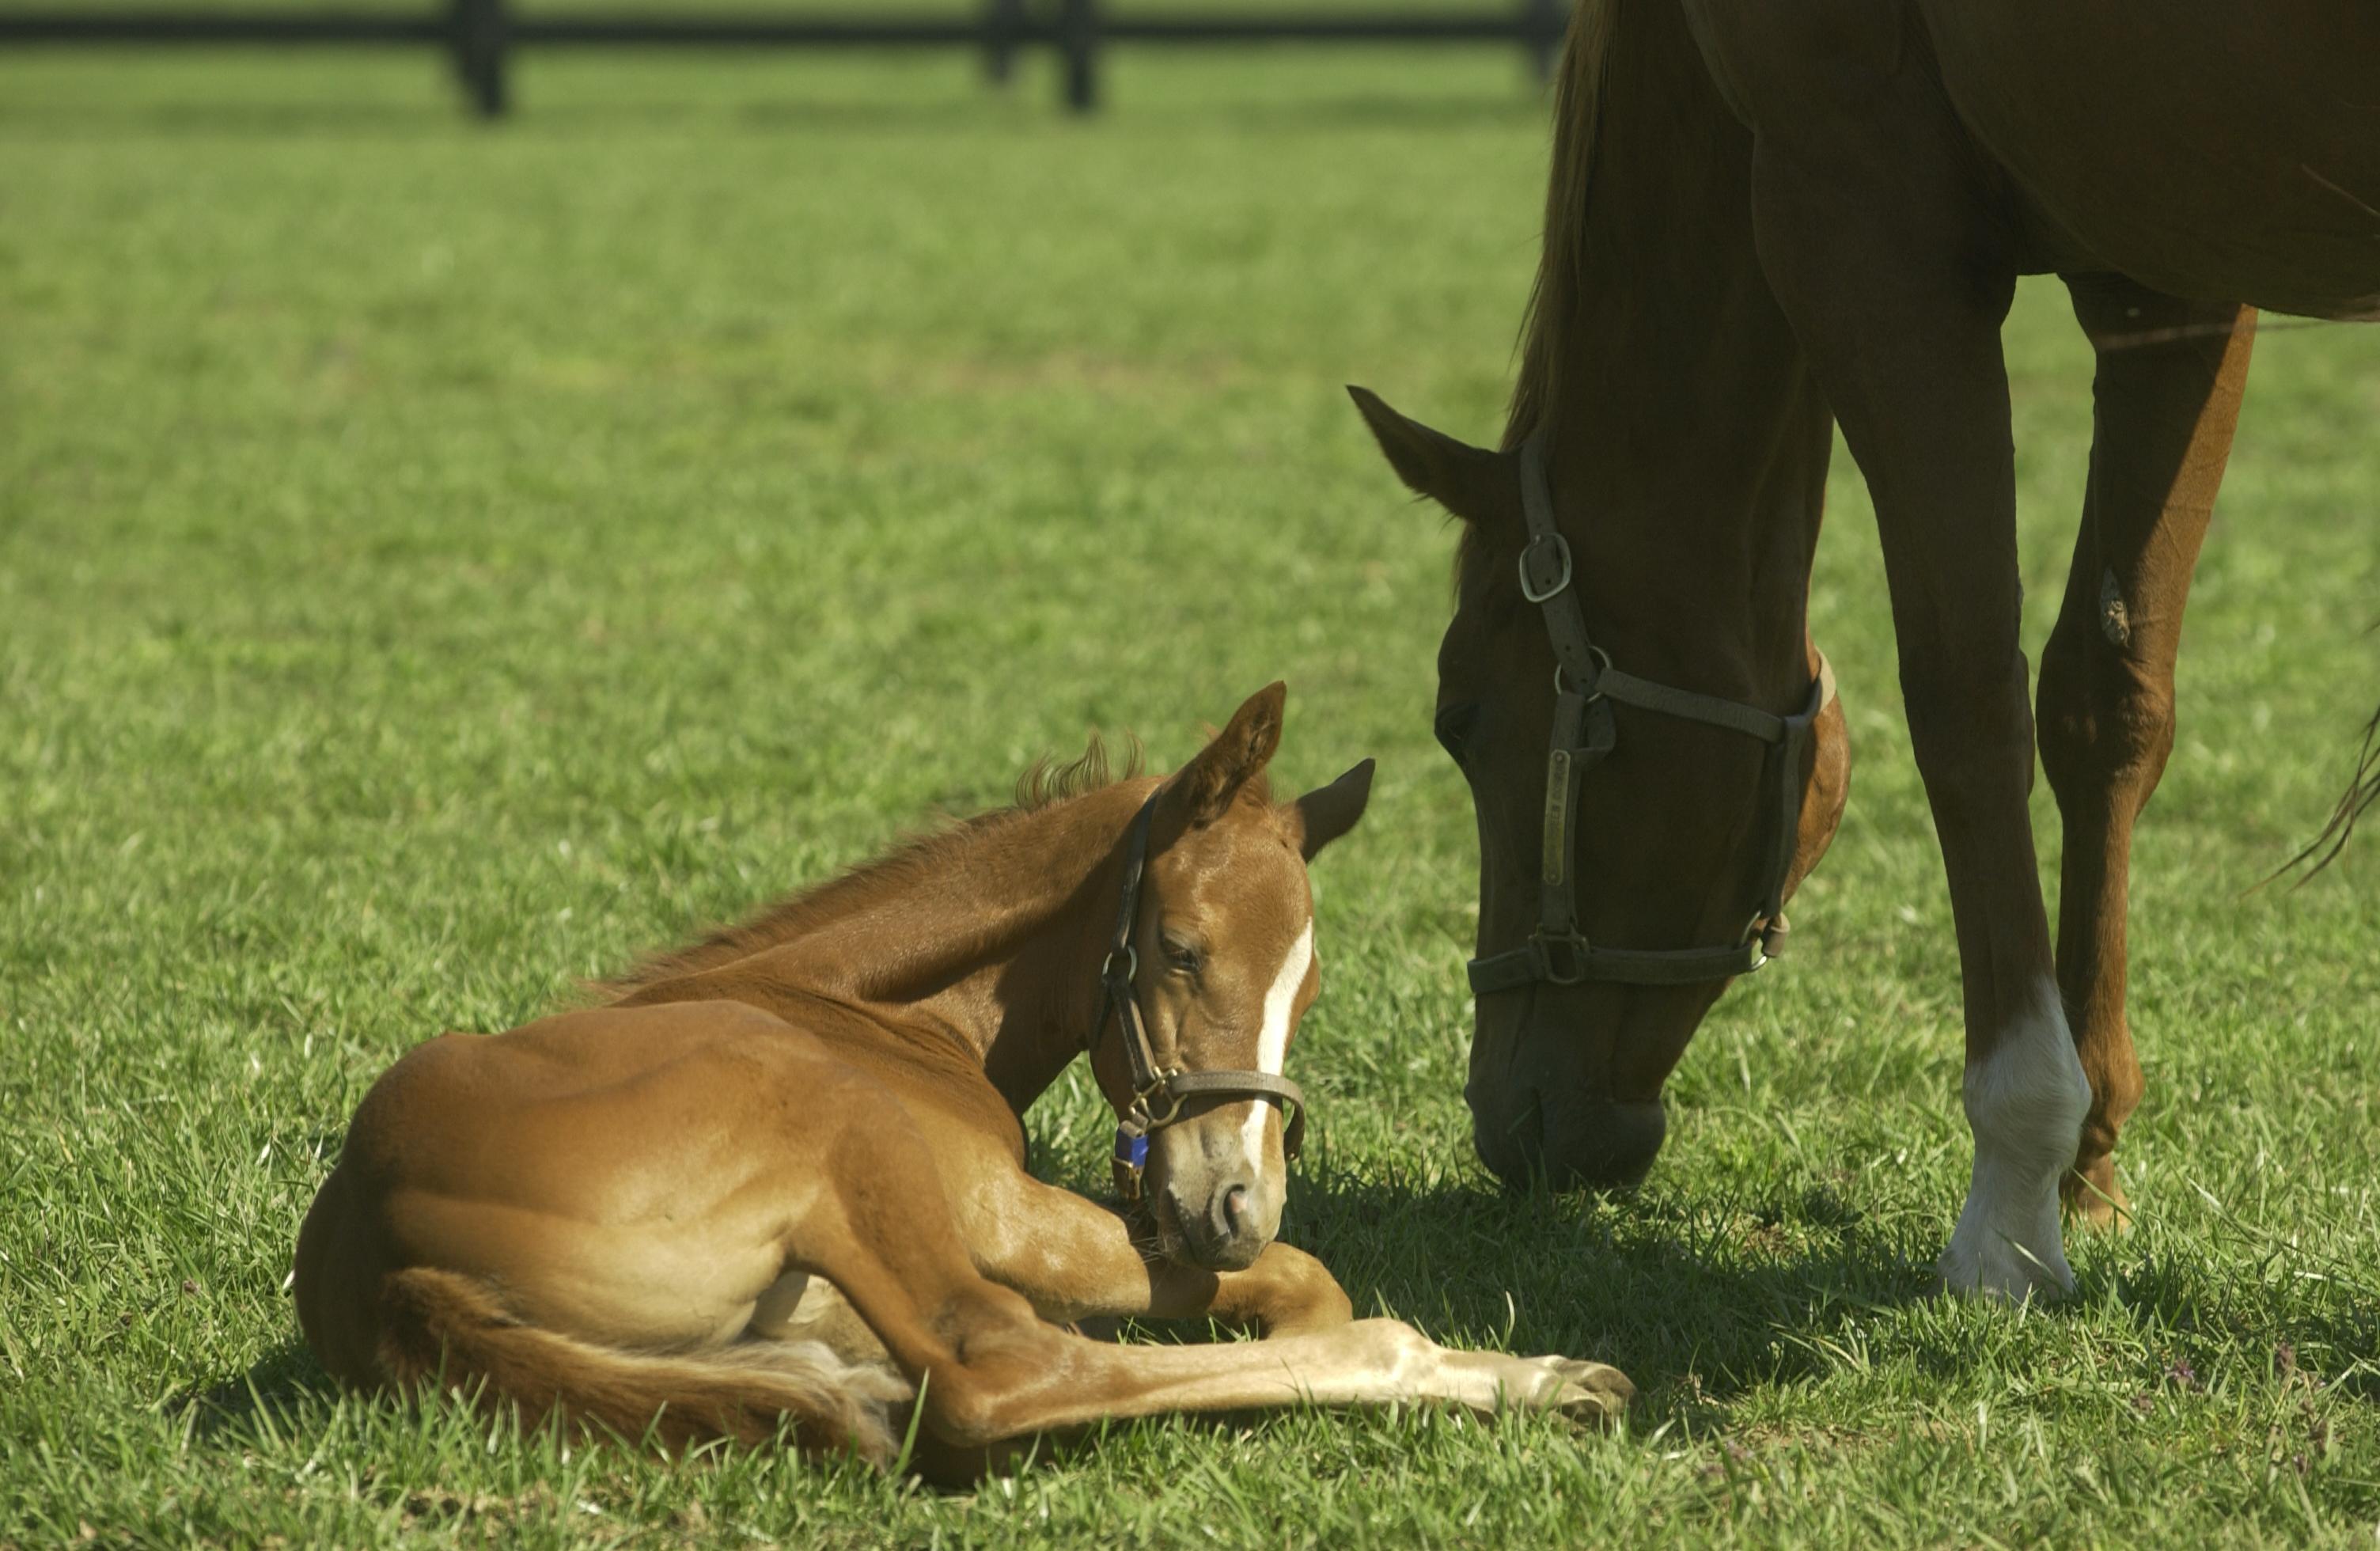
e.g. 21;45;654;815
294;684;1632;1477
1353;0;2377;1299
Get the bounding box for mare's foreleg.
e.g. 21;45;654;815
1744;20;2086;1299
2038;276;2254;1226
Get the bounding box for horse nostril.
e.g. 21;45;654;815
1220;1184;1249;1236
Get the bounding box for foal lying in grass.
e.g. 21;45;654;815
294;684;1632;1476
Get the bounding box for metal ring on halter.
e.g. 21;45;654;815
1554;644;1612;700
1518;532;1574;603
1536;931;1590;987
1103;943;1137;984
1135;1071;1188;1127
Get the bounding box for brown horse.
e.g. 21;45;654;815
294;684;1632;1476
1354;0;2375;1299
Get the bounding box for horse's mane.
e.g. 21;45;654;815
596;733;1146;997
1506;0;1620;456
1013;730;1145;811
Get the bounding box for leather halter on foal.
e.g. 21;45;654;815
1466;431;1839;995
1101;794;1309;1201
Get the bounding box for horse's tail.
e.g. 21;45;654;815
375;1267;913;1462
2274;702;2380;880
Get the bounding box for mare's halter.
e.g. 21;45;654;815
1465;431;1838;995
1100;794;1308;1202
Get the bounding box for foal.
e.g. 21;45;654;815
294;684;1632;1473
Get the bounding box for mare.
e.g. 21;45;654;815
1352;0;2378;1299
294;684;1632;1479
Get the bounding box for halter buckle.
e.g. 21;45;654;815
1518;532;1574;604
1133;1068;1187;1128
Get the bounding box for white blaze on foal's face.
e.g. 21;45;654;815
1237;919;1315;1174
1135;827;1323;1274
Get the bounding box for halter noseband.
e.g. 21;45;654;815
1101;794;1309;1201
1465;430;1838;995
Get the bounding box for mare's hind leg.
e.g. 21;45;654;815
2037;277;2255;1227
782;1089;1628;1470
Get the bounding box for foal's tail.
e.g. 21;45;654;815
375;1268;913;1462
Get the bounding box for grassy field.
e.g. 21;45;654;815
6;40;2380;1549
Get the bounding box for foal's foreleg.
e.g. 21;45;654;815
2038;277;2254;1227
786;1104;1626;1470
964;1174;1354;1337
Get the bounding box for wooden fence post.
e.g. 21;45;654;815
1522;0;1563;82
1057;0;1098;113
983;0;1025;85
449;0;507;118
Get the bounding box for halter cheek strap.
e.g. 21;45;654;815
1465;430;1839;995
1100;795;1308;1201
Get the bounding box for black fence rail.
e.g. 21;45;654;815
0;0;1571;115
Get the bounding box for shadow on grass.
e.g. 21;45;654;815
168;1338;341;1445
1284;1166;1927;1420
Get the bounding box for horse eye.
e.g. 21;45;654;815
1434;701;1483;766
1160;935;1203;975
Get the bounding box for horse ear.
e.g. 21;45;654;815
1160;683;1286;830
1347;385;1509;525
1285;758;1374;862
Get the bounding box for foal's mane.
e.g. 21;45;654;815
596;735;1146;997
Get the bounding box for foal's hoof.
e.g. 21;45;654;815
1533;1356;1634;1424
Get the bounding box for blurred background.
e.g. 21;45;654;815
0;0;1570;114
7;6;2380;1544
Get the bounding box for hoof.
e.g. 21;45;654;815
2061;1157;2132;1234
1541;1357;1634;1425
1501;1354;1632;1424
1935;1231;2075;1304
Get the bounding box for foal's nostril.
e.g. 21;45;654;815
1219;1184;1250;1236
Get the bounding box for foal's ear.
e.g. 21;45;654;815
1347;385;1509;526
1286;758;1374;862
1161;682;1287;829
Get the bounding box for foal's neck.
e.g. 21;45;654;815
637;782;1146;1115
1513;0;1832;708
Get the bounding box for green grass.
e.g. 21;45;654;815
6;41;2380;1549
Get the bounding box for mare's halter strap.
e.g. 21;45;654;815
1466;430;1838;995
1101;794;1308;1201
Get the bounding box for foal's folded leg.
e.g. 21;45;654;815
786;1096;1631;1463
957;1171;1355;1337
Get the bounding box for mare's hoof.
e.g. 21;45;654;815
2061;1159;2132;1234
1934;1238;2076;1304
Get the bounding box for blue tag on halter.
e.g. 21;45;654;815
1113;1127;1148;1174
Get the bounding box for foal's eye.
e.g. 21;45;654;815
1160;935;1203;975
1434;701;1483;767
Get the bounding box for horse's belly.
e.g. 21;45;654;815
380;1184;795;1349
1922;0;2380;318
305;1004;858;1360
